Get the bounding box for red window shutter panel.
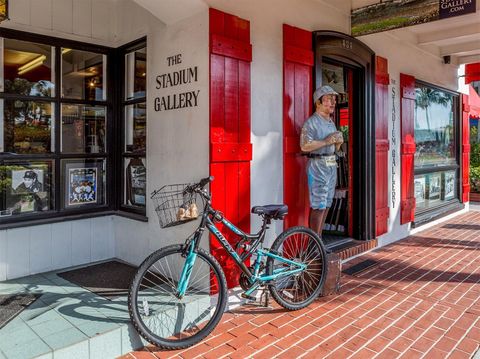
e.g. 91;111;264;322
282;24;313;229
209;8;252;288
375;56;390;236
462;94;470;203
400;74;416;224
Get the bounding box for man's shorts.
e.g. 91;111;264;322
307;157;337;210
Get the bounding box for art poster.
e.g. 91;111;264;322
427;173;441;201
414;176;426;206
68;168;97;205
442;171;455;200
321;63;345;95
11;169;44;194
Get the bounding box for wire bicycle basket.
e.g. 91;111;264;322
151;183;200;228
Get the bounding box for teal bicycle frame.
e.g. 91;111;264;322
176;207;306;298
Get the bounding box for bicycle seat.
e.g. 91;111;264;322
251;205;288;220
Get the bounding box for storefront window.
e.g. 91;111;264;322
0;32;110;222
61;104;106;154
0;161;53;217
2;100;53;153
414;83;456;168
125;102;145;153
1;38;54;97
62;48;106;101
125;48;146;101
121;42;146;213
414;82;459;216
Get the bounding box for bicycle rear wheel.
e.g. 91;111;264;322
266;226;327;310
128;245;227;349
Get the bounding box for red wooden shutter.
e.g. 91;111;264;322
283;24;313;229
209;8;252;288
400;73;416;224
375;56;390;236
462;94;470;203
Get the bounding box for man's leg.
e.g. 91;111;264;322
309;208;327;237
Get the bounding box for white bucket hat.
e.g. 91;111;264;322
313;85;339;103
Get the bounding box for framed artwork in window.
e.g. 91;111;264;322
442;171;456;200
414;176;426;206
62;160;104;209
125;157;146;207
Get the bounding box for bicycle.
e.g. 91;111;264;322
128;176;327;349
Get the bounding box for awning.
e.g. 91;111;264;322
466;63;480;84
470;85;480;120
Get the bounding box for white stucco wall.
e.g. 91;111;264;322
113;7;210;266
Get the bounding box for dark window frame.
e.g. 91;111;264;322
413;79;461;218
117;38;147;217
0;28;116;227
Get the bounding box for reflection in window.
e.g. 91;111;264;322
125;47;146;100
62;48;106;101
124;157;146;207
61;104;106;153
1;100;53;154
414;84;455;168
1;38;54;96
0;161;53;217
125;103;145;153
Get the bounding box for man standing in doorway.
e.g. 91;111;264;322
300;85;343;237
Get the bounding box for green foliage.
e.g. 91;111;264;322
470;166;480;193
471;126;478;143
471;143;480;168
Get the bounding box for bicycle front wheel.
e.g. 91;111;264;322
128;245;227;350
266;226;327;310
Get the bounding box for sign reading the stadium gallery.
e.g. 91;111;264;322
154;54;200;112
439;0;476;19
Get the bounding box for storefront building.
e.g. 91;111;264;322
0;0;478;286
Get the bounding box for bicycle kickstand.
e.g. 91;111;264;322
259;286;271;308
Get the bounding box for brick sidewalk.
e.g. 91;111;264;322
122;211;480;359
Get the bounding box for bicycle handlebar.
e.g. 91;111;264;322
184;176;214;196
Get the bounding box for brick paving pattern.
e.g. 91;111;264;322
121;211;480;358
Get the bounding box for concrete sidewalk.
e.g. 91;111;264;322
122;211;480;359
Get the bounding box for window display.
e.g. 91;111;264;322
414;82;459;216
0;161;53;216
125;157;146;207
121;41;146;213
61;104;106;153
125;47;146;101
1;38;54;97
414;84;456;168
62;159;105;209
125;103;145;153
62;48;106;101
2;100;53;154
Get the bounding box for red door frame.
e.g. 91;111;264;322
209;8;252;288
282;24;313;229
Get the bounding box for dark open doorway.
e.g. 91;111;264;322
313;31;376;242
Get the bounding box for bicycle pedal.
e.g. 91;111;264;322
241;293;256;301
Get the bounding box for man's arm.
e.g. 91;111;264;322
300;127;336;152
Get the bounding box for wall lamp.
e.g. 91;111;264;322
18;55;46;75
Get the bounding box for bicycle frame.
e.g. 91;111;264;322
177;202;306;297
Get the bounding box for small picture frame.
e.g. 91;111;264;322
126;158;146;207
442;171;456;200
63;160;104;209
426;174;441;201
414;176;426;206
